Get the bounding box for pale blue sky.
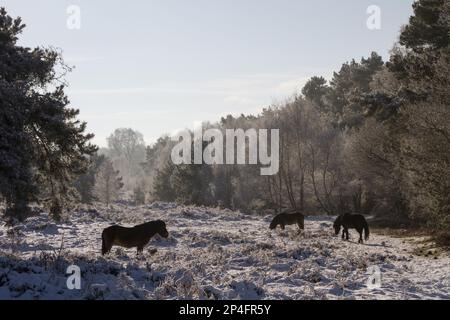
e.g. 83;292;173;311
3;0;414;146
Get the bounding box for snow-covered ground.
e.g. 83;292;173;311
0;203;449;300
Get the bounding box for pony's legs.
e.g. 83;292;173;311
102;238;113;255
344;228;350;240
341;229;345;240
357;228;363;243
296;223;304;235
281;224;285;230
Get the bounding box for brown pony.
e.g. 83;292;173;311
101;220;169;255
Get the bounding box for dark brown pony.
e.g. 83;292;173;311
270;210;304;231
102;220;169;255
333;213;369;244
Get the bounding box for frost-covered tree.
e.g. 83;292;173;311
94;158;123;207
348;0;450;243
133;180;146;205
105;128;146;190
107;128;145;165
0;8;97;220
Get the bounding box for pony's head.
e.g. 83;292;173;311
155;220;169;238
333;216;341;235
269;219;278;230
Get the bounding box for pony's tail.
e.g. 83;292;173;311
363;220;370;241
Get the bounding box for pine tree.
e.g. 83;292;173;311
171;163;213;206
0;8;97;220
301;76;329;112
400;0;449;51
152;162;176;202
73;154;106;204
94;158;124;207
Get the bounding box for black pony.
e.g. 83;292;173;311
333;213;369;244
270;210;304;231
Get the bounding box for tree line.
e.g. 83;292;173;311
0;2;449;243
144;1;450;243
